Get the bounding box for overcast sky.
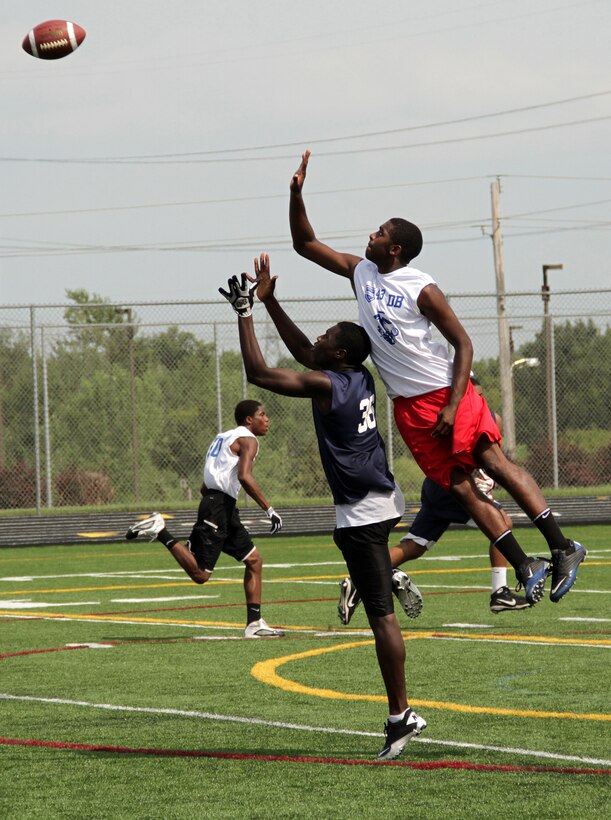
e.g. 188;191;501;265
1;0;610;314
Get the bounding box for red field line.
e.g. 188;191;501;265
96;597;335;616
0;645;92;661
95;589;482;617
0;737;608;775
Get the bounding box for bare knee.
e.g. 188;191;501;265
191;570;211;585
244;549;262;574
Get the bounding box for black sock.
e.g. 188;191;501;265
247;603;261;625
492;530;528;571
532;508;571;552
157;527;177;551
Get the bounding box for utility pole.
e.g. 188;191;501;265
490;178;517;460
542;264;562;488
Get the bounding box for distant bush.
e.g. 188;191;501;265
55;467;114;506
0;462;36;508
525;440;597;487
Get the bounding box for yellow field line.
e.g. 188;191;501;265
251;641;611;721
2;561;608;597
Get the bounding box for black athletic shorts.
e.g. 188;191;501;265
408;477;471;544
187;491;255;573
333;518;399;618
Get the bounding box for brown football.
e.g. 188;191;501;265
22;20;86;60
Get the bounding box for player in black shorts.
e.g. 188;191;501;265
125;399;284;638
219;254;426;761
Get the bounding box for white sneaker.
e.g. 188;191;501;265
125;513;165;541
244;618;285;639
392;569;423;619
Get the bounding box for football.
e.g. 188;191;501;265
22;20;86;60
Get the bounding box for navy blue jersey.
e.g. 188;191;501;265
312;367;395;505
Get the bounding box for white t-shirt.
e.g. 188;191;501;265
353;259;454;399
335;484;405;528
203;425;258;500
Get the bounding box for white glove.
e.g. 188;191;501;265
218;273;258;318
266;506;283;534
473;468;495;499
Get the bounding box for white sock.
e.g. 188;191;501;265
388;707;411;723
491;567;507;593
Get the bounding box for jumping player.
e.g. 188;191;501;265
220;254;426;761
125;400;285;638
289;150;587;606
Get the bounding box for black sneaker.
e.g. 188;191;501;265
549;541;587;602
337;577;361;625
516;557;550;605
490;586;530;613
378;709;427;760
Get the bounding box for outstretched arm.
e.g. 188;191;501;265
290;151;362;280
417;284;473;437
238;310;330;401
253;254;317;369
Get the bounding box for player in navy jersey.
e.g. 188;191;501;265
219;254;426;761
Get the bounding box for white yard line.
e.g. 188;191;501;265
0;692;608;767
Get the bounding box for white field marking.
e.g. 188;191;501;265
418;584;610;595
559;617;611;623
111;595;220;603
431;635;610;650
0;569;185;582
419;584;489;590
0;601;100;609
0;692;608;767
443;623;493;629
64;643;114;649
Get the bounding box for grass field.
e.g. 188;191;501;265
0;524;609;819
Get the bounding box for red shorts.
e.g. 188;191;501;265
393;380;501;490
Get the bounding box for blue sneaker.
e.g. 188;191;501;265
549;541;587;602
516;557;550;605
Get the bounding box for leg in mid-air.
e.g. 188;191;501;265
473;438;587;602
126;512;283;637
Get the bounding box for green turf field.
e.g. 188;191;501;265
0;526;609;819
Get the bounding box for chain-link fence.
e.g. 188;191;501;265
0;288;608;512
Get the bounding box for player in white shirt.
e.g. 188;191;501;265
289;150;587;607
126;400;284;638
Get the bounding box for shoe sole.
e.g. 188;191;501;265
490;602;531;613
338;580;360;625
393;579;423;619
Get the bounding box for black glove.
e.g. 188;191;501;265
266;506;282;535
219;273;258;318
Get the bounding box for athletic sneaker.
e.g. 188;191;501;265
125;513;165;541
392;569;423;619
244;618;285;638
337;577;361;625
378;709;427;760
516;557;550;605
490;586;530;613
549;541;587;602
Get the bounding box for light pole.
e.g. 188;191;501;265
542;264;562;488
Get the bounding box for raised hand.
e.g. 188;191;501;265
290;150;311;194
219;273;258;318
254;253;278;302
